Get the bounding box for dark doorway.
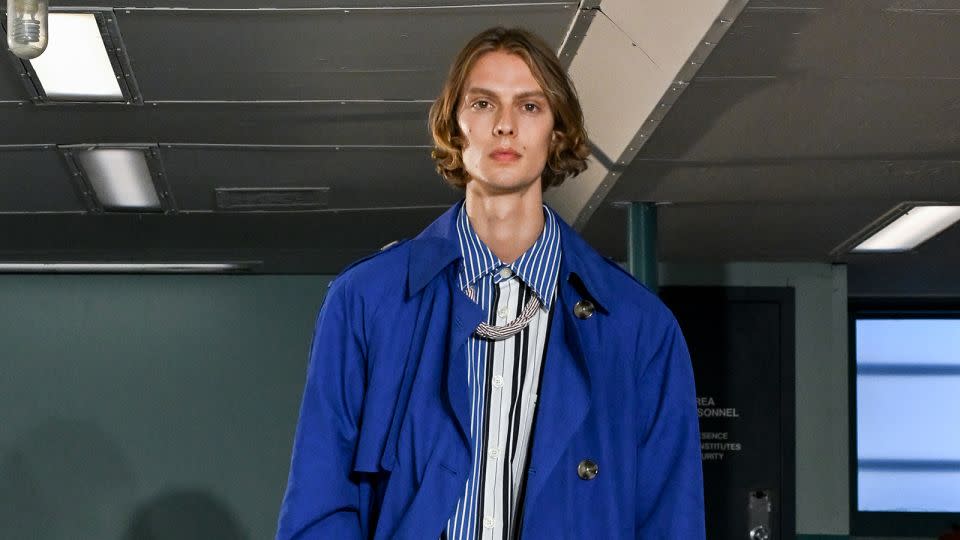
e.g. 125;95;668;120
660;287;795;540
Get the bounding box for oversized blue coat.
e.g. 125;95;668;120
276;201;705;539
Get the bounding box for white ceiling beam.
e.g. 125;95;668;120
548;0;748;229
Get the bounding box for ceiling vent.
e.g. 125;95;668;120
215;187;330;211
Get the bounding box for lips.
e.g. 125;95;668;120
490;149;521;161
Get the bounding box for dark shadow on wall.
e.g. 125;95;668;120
124;489;248;540
0;418;137;539
0;419;248;539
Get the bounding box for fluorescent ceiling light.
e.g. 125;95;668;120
0;263;245;273
28;13;123;101
75;148;161;210
853;206;960;252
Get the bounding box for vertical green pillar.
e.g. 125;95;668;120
627;202;659;293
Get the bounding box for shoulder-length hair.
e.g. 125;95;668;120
428;27;591;191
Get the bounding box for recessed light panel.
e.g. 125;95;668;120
75;148;160;210
28;13;123;100
0;263;243;273
853;206;960;252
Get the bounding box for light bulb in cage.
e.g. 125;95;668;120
6;0;48;60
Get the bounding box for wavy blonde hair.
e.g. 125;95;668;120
428;27;590;191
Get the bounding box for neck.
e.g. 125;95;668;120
464;181;545;264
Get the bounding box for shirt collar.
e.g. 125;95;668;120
406;200;610;314
454;202;563;309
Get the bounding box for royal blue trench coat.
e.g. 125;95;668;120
276;202;705;539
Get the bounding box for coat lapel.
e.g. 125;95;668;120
523;274;594;505
523;216;611;507
445;276;484;448
406;200;485;454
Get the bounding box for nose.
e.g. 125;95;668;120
493;109;515;137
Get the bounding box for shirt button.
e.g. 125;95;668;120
499;267;513;279
483;517;495;529
497;307;508;319
489;447;500;459
492;375;504;388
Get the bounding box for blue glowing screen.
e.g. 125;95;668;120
856;318;960;512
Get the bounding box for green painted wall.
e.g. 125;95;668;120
0;274;331;539
0;270;938;540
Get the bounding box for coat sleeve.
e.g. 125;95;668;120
276;277;368;540
635;316;705;539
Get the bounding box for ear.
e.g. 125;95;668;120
549;130;562;153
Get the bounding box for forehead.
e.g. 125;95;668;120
463;50;544;93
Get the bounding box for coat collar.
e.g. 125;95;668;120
407;199;611;313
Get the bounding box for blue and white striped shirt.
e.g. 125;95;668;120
444;203;562;540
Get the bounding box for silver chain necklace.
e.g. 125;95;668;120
465;285;542;341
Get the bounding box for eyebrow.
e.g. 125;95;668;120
463;87;548;100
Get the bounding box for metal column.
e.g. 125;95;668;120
627;202;659;293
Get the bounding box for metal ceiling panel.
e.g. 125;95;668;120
0;207;448;273
0;102;432;145
581;201;904;263
0;56;28;101
78;0;567;7
609;159;960;204
0;148;85;212
848;225;960;296
747;0;827;5
699;1;960;79
160;146;460;211
0;0;954;280
114;4;577;101
633;77;960;161
695;5;821;78
582;0;960;275
627;0;960;164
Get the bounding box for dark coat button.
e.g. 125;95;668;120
573;299;595;319
577;459;598;480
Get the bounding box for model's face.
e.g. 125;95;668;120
457;50;555;196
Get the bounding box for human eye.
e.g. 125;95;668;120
471;99;491;110
522;102;541;113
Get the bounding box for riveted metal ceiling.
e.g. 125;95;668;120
115;6;574;102
0;148;81;212
582;0;960;294
160;146;458;211
1;0;957;295
0;1;581;274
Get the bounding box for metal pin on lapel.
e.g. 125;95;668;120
573;299;595;319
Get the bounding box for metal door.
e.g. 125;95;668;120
660;287;795;540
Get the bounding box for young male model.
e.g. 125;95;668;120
276;27;705;540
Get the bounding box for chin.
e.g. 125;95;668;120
464;163;544;192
